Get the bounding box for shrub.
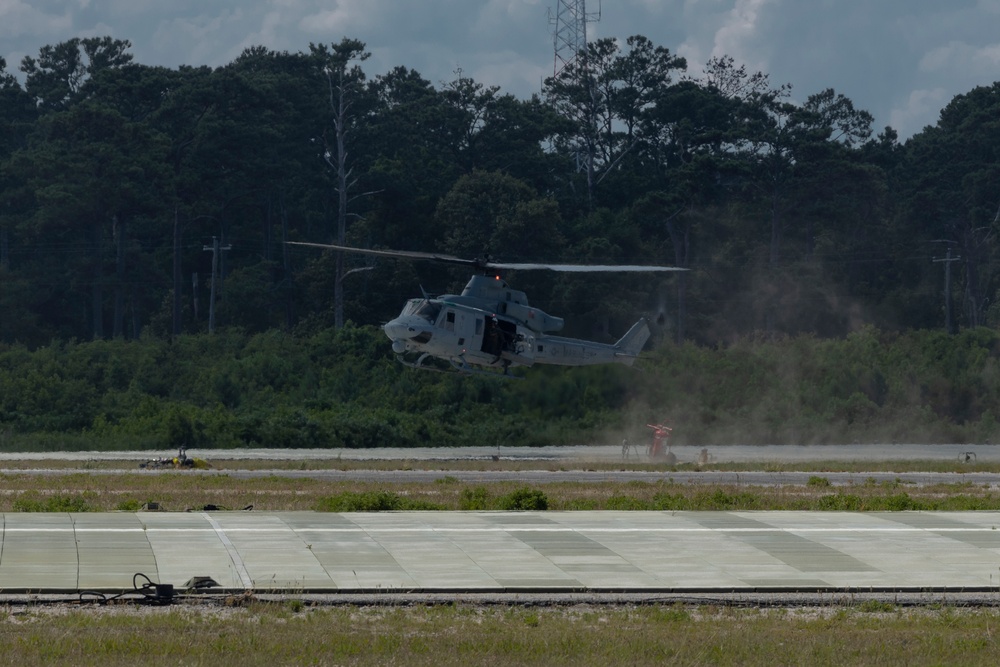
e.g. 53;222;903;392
459;487;491;510
314;491;402;511
695;489;758;510
499;487;548;511
816;493;863;511
13;493;93;512
313;491;442;512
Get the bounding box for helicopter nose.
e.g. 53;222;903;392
383;317;432;347
383;319;411;342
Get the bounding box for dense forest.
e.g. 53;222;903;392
3;35;1000;449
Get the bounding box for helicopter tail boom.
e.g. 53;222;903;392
532;318;651;367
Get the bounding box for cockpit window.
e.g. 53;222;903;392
400;299;423;316
413;301;441;323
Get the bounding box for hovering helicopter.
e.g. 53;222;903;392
290;242;685;377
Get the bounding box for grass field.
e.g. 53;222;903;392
0;458;998;512
2;601;1000;666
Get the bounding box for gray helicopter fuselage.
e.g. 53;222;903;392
382;275;650;371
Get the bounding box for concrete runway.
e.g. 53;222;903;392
3;444;999;599
3;510;1000;595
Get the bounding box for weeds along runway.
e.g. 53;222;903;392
1;468;999;487
2;442;1000;487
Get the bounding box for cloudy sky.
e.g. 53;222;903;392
4;0;1000;140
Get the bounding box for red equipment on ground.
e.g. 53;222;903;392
646;423;673;459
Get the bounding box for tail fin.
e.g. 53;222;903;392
614;318;651;366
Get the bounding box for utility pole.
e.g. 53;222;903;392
202;236;231;333
932;242;960;334
172;207;182;335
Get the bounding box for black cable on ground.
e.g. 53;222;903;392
75;573;175;606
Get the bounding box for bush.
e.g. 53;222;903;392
816;493;864;511
499;487;548;511
459;487;491;510
13;493;93;512
313;491;442;512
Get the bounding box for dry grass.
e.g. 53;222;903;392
4;456;1000;473
1;602;999;666
0;469;997;512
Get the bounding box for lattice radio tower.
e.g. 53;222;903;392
550;0;601;76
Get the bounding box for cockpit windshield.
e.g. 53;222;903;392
413;300;441;323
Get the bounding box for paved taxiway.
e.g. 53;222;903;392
3;510;1000;594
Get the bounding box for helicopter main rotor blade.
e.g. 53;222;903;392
487;262;686;272
287;242;687;272
287;242;480;268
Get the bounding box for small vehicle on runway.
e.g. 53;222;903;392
139;446;200;469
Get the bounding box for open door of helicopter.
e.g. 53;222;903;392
481;315;510;358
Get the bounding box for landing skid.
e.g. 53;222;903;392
447;357;522;380
395;353;451;373
394;353;521;379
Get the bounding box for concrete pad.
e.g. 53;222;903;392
2;511;1000;593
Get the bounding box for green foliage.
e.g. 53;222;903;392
694;489;759;510
458;487;491;510
115;499;144;511
13;493;94;512
313;490;443;512
498;487;549;511
856;600;898;613
605;494;649;510
457;486;549;511
4;325;1000;450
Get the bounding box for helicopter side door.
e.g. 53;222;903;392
434;306;482;358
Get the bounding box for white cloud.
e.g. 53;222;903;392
0;1;72;38
710;0;772;71
889;88;950;137
920;40;1000;79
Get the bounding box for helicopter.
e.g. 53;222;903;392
290;242;685;377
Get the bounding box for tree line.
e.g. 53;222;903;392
3;35;999;347
1;325;998;450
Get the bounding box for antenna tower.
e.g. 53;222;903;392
550;0;601;76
